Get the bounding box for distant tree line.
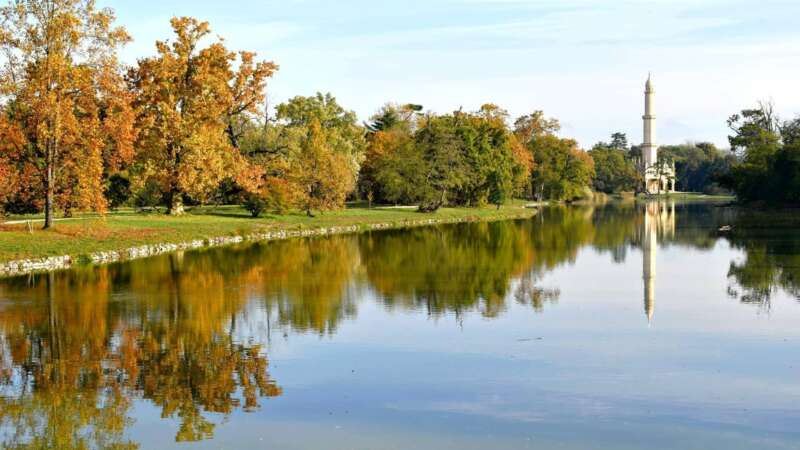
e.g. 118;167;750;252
588;131;735;196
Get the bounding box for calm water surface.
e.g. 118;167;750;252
1;201;799;449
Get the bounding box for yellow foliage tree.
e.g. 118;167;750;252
291;119;356;216
132;17;274;215
0;0;133;227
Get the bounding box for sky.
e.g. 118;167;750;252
107;0;800;149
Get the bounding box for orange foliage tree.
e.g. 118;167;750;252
225;51;278;149
131;17;276;215
0;0;133;227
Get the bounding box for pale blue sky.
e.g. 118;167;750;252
108;0;800;148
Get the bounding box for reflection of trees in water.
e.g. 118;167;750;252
0;257;282;448
246;237;362;336
359;221;540;318
0;272;136;450
2;201;797;447
514;273;561;312
723;209;800;309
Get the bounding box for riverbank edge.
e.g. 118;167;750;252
0;209;536;277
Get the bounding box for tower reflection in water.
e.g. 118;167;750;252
642;201;675;324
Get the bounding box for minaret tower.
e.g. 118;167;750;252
642;74;658;171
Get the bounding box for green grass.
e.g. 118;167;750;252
0;204;536;262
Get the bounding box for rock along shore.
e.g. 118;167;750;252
0;211;534;278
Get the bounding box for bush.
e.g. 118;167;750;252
243;192;267;218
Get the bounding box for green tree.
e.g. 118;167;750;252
724;102;782;201
658;142;733;194
589;140;639;193
530;135;594;201
609;132;629;150
414;114;470;211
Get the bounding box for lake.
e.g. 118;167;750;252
1;201;799;449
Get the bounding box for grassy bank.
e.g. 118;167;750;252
0;203;536;263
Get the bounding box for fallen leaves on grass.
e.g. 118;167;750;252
50;221;157;241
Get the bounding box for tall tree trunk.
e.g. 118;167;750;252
43;163;54;229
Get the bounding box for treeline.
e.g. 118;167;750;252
721;101;800;204
0;1;599;228
588;132;735;195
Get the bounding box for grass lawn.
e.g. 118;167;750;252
0;203;536;262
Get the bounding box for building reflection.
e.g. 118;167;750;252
642;201;676;324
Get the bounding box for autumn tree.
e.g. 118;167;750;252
513;110;561;147
276;92;365;179
0;0;133;227
132;17;272;214
359;103;420;206
247;93;365;216
290;119;356;216
224;51;277;149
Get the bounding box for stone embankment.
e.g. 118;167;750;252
0;212;533;277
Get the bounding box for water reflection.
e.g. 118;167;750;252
0;200;798;448
724;209;800;309
361;222;538;318
642;201;676;323
0;258;282;448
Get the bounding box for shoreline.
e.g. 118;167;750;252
0;208;536;278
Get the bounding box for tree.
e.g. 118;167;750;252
132;17;257;215
276;92;365;182
361;127;412;206
513;111;561;146
373;132;426;206
724;102;783;201
487;169;512;208
530;135;594;201
589;138;639;193
359;103;419;205
291;119;356;216
513;110;561;198
658;142;733;194
467;104;518;208
224;51;277;149
0;0;133;228
247;93;365;215
414;114;471;211
609;132;629;150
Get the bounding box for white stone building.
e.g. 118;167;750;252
641;75;675;194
